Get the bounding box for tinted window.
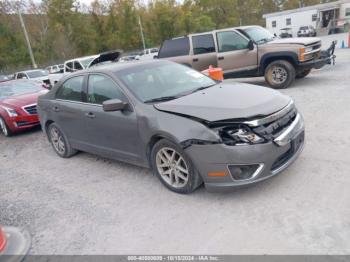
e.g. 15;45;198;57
87;74;124;104
158;37;190;58
272;21;276;28
74;61;83;70
56;76;84;101
286;18;291;25
217;31;249;52
192;34;215;55
65;62;74;72
17;73;27;79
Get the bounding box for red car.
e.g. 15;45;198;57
0;80;48;136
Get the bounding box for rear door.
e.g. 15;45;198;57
53;75;88;146
81;73;141;163
191;33;217;71
216;30;258;74
158;37;192;67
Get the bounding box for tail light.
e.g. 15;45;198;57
0;225;7;253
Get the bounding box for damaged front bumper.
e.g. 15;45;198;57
185;113;305;192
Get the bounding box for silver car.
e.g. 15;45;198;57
37;60;305;193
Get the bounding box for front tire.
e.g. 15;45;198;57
151;139;202;194
264;60;296;89
48;123;77;158
0;116;12;137
296;69;311;79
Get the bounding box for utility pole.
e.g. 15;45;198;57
17;9;37;69
138;16;146;52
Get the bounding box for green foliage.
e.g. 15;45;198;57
0;0;337;72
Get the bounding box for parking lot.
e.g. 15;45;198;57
1;47;350;255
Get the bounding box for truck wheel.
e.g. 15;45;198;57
264;60;296;89
296;69;311;79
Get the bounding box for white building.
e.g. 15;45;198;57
263;0;350;37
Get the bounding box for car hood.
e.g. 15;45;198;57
154;83;291;122
268;37;320;45
0;90;48;108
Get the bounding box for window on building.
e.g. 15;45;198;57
346;8;350;17
286;18;291;25
312;14;318;21
272;20;277;28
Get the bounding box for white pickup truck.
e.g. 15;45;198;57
48;50;121;86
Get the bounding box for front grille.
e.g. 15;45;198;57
23;104;37;115
271;131;304;171
306;41;321;51
252;107;297;140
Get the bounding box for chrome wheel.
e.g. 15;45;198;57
49;126;66;155
271;66;288;84
156;147;189;188
0;117;9;136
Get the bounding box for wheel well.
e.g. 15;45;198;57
262;56;297;73
146;135;164;166
45;120;54;133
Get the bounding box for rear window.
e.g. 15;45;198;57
158;37;190;58
300;26;308;30
192;34;215;55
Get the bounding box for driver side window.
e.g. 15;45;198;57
217;31;249;52
87;74;125;105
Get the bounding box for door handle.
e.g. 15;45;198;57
218;56;224;60
52;106;60;112
193;58;199;62
85;112;95;119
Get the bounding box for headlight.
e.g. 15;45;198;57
218;126;264;145
1;106;18;117
305;46;313;53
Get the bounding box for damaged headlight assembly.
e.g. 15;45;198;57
217;125;264;145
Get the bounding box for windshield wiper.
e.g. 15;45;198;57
144;96;179;103
189;83;217;94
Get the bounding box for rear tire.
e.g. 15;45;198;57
0;116;12;137
150;139;202;194
47;122;77;158
296;69;311;79
264;60;296;89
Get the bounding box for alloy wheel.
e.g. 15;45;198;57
271;66;288;84
0;117;8;136
155;147;189;188
49;126;66;155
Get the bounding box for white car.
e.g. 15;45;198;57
14;69;51;88
45;64;64;74
138;48;159;61
48;50;121;85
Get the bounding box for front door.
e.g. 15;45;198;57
82;73;141;164
216;30;258;75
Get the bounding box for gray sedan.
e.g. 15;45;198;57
37;60;305;193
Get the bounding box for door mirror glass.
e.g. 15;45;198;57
103;99;127;111
248;40;254;50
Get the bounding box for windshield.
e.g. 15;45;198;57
0;82;42;99
79;57;95;68
117;62;216;103
242;26;276;44
27;70;48;78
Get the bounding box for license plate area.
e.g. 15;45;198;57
291;131;305;153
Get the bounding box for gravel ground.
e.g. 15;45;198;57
1;48;350;255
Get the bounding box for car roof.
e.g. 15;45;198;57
65;55;98;64
85;59;170;73
18;69;45;73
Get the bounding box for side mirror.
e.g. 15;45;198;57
102;99;127;112
248;40;254;50
274;33;277;37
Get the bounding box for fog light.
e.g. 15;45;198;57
228;164;263;180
